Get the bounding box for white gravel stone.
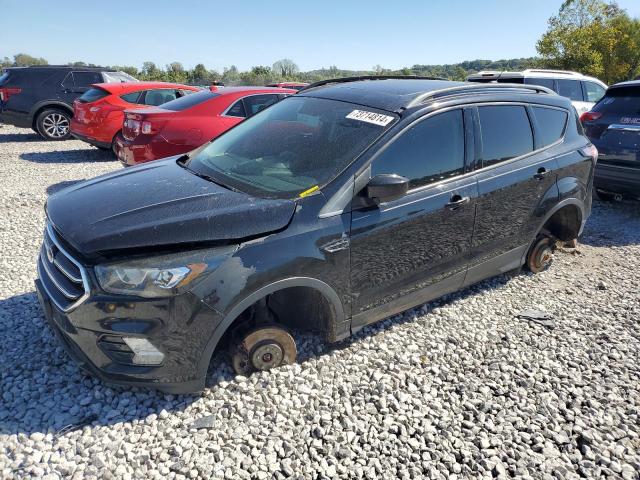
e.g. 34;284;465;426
0;125;639;479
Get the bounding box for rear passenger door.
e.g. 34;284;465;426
58;71;103;104
350;109;478;328
466;104;565;285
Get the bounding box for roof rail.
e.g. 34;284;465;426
299;75;447;92
407;82;555;108
522;68;581;76
9;64;111;70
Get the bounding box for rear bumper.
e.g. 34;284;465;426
70;130;112;149
114;135;181;166
0;110;31;128
594;162;640;197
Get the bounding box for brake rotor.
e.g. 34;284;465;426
528;237;554;273
230;325;297;375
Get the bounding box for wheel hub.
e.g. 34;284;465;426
251;342;284;370
42;113;69;138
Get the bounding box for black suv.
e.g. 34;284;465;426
0;66;136;140
36;77;596;393
581;80;640;200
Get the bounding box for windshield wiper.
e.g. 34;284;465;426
188;168;240;193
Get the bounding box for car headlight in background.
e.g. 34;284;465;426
95;245;237;298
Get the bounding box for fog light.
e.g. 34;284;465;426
122;337;164;365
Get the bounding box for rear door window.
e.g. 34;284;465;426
583;82;606;103
243;94;280;116
531;107;568;147
372;109;465;190
142;89;180;106
478;105;534;167
556;79;584;101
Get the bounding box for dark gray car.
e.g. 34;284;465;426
0;66;136;140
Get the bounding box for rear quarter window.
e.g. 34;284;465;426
478;105;534;167
0;71;10;86
120;91;143;104
531;107;568;147
524;77;555;90
158;90;219;111
556;79;584;102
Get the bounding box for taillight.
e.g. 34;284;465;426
0;87;22;102
580;144;598;164
580;111;603;123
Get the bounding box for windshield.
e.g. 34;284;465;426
103;72;138;83
188;96;397;199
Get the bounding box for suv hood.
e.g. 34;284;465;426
46;158;296;258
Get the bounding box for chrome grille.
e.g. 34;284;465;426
37;224;89;312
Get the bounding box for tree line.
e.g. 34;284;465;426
2;0;639;86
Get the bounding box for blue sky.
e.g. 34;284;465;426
2;0;639;72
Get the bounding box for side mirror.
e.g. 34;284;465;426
365;174;410;204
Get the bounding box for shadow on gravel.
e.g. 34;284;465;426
46;180;85;195
580;199;640;247
0;131;44;143
20;149;114;164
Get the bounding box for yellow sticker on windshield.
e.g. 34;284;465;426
299;185;319;198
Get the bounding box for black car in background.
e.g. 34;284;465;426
36;77;596;393
0;66;136;140
581;80;640;200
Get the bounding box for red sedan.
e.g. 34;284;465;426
70;82;200;153
115;86;295;166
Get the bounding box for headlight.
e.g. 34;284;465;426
95;246;236;298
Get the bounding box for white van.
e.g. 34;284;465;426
467;69;607;115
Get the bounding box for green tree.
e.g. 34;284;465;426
140;61;162;80
537;0;640;83
221;65;240;84
13;53;48;66
272;59;299;78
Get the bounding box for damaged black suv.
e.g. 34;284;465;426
36;77;596;393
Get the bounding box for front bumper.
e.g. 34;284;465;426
35;276;222;394
594;162;640;197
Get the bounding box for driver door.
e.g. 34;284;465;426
349;109;478;330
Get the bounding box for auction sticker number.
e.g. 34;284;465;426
346;110;395;127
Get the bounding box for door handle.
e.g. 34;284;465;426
533;167;550;180
446;195;470;210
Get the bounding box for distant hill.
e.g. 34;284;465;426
301;58;540;82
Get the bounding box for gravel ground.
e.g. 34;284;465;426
0;124;639;479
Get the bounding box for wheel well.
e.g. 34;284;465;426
219;286;339;349
542;204;582;241
31;104;73;130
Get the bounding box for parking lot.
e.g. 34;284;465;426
0;124;639;479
